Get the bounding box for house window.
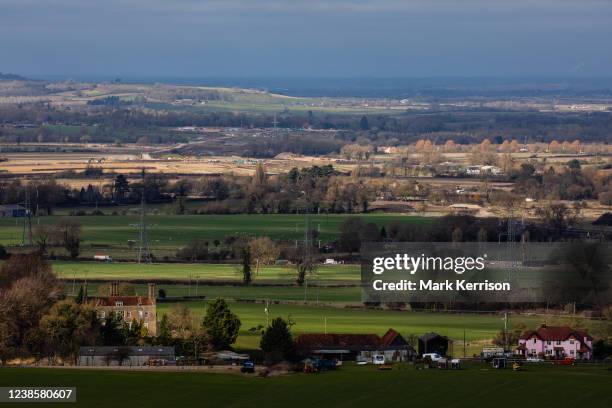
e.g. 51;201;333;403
532;338;537;344
115;301;123;307
546;350;552;355
570;350;575;355
127;311;132;319
144;311;149;318
138;310;143;319
569;340;574;345
144;322;149;329
546;341;551;345
99;311;106;319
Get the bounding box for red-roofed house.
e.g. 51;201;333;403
295;328;415;363
515;325;592;360
84;282;158;336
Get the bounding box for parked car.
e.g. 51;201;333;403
372;354;386;365
241;360;255;373
422;353;444;362
555;357;575;366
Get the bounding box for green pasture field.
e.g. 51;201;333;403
157;301;560;351
69;282;362;303
2;364;611;408
53;261;360;285
0;214;431;256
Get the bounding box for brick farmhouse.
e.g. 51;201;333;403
84;282;157;336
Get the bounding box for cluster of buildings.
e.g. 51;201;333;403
294;329;451;363
294;324;594;365
436;162;504;177
465;165;503;176
73;284;595;366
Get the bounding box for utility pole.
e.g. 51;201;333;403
303;209;311;303
506;208;515;282
503;312;508;351
21;186;33;246
272;113;278;131
137;168;151;264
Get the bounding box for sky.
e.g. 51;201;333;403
1;0;611;79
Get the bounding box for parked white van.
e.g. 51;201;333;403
93;254;112;262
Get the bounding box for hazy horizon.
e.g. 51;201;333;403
1;0;611;79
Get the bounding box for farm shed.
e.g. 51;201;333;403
0;204;28;217
418;333;452;357
78;346;175;366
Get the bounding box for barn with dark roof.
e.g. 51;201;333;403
295;328;415;362
418;332;452;357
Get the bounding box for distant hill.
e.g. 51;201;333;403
0;72;28;81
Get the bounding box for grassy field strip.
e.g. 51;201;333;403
68;282;362;303
53;261;361;284
0;213;432;248
2;365;611;407
157;301;551;350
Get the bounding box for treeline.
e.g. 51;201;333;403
2;103;612;147
0;165;375;215
333;211;593;255
513;161;610;202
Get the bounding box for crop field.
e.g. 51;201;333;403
2;365;611;408
53;261;360;285
0;213;431;251
0;150;355;177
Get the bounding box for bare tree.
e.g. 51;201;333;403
0;254;63;359
167;304;198;339
248;237;279;276
55;219;82;259
32;225;54;254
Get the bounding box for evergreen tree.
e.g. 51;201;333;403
360;115;369;130
100;312;127;346
260;317;295;363
380;226;387;239
75;286;84;304
241;246;252;285
202;298;241;350
157;314;172;345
